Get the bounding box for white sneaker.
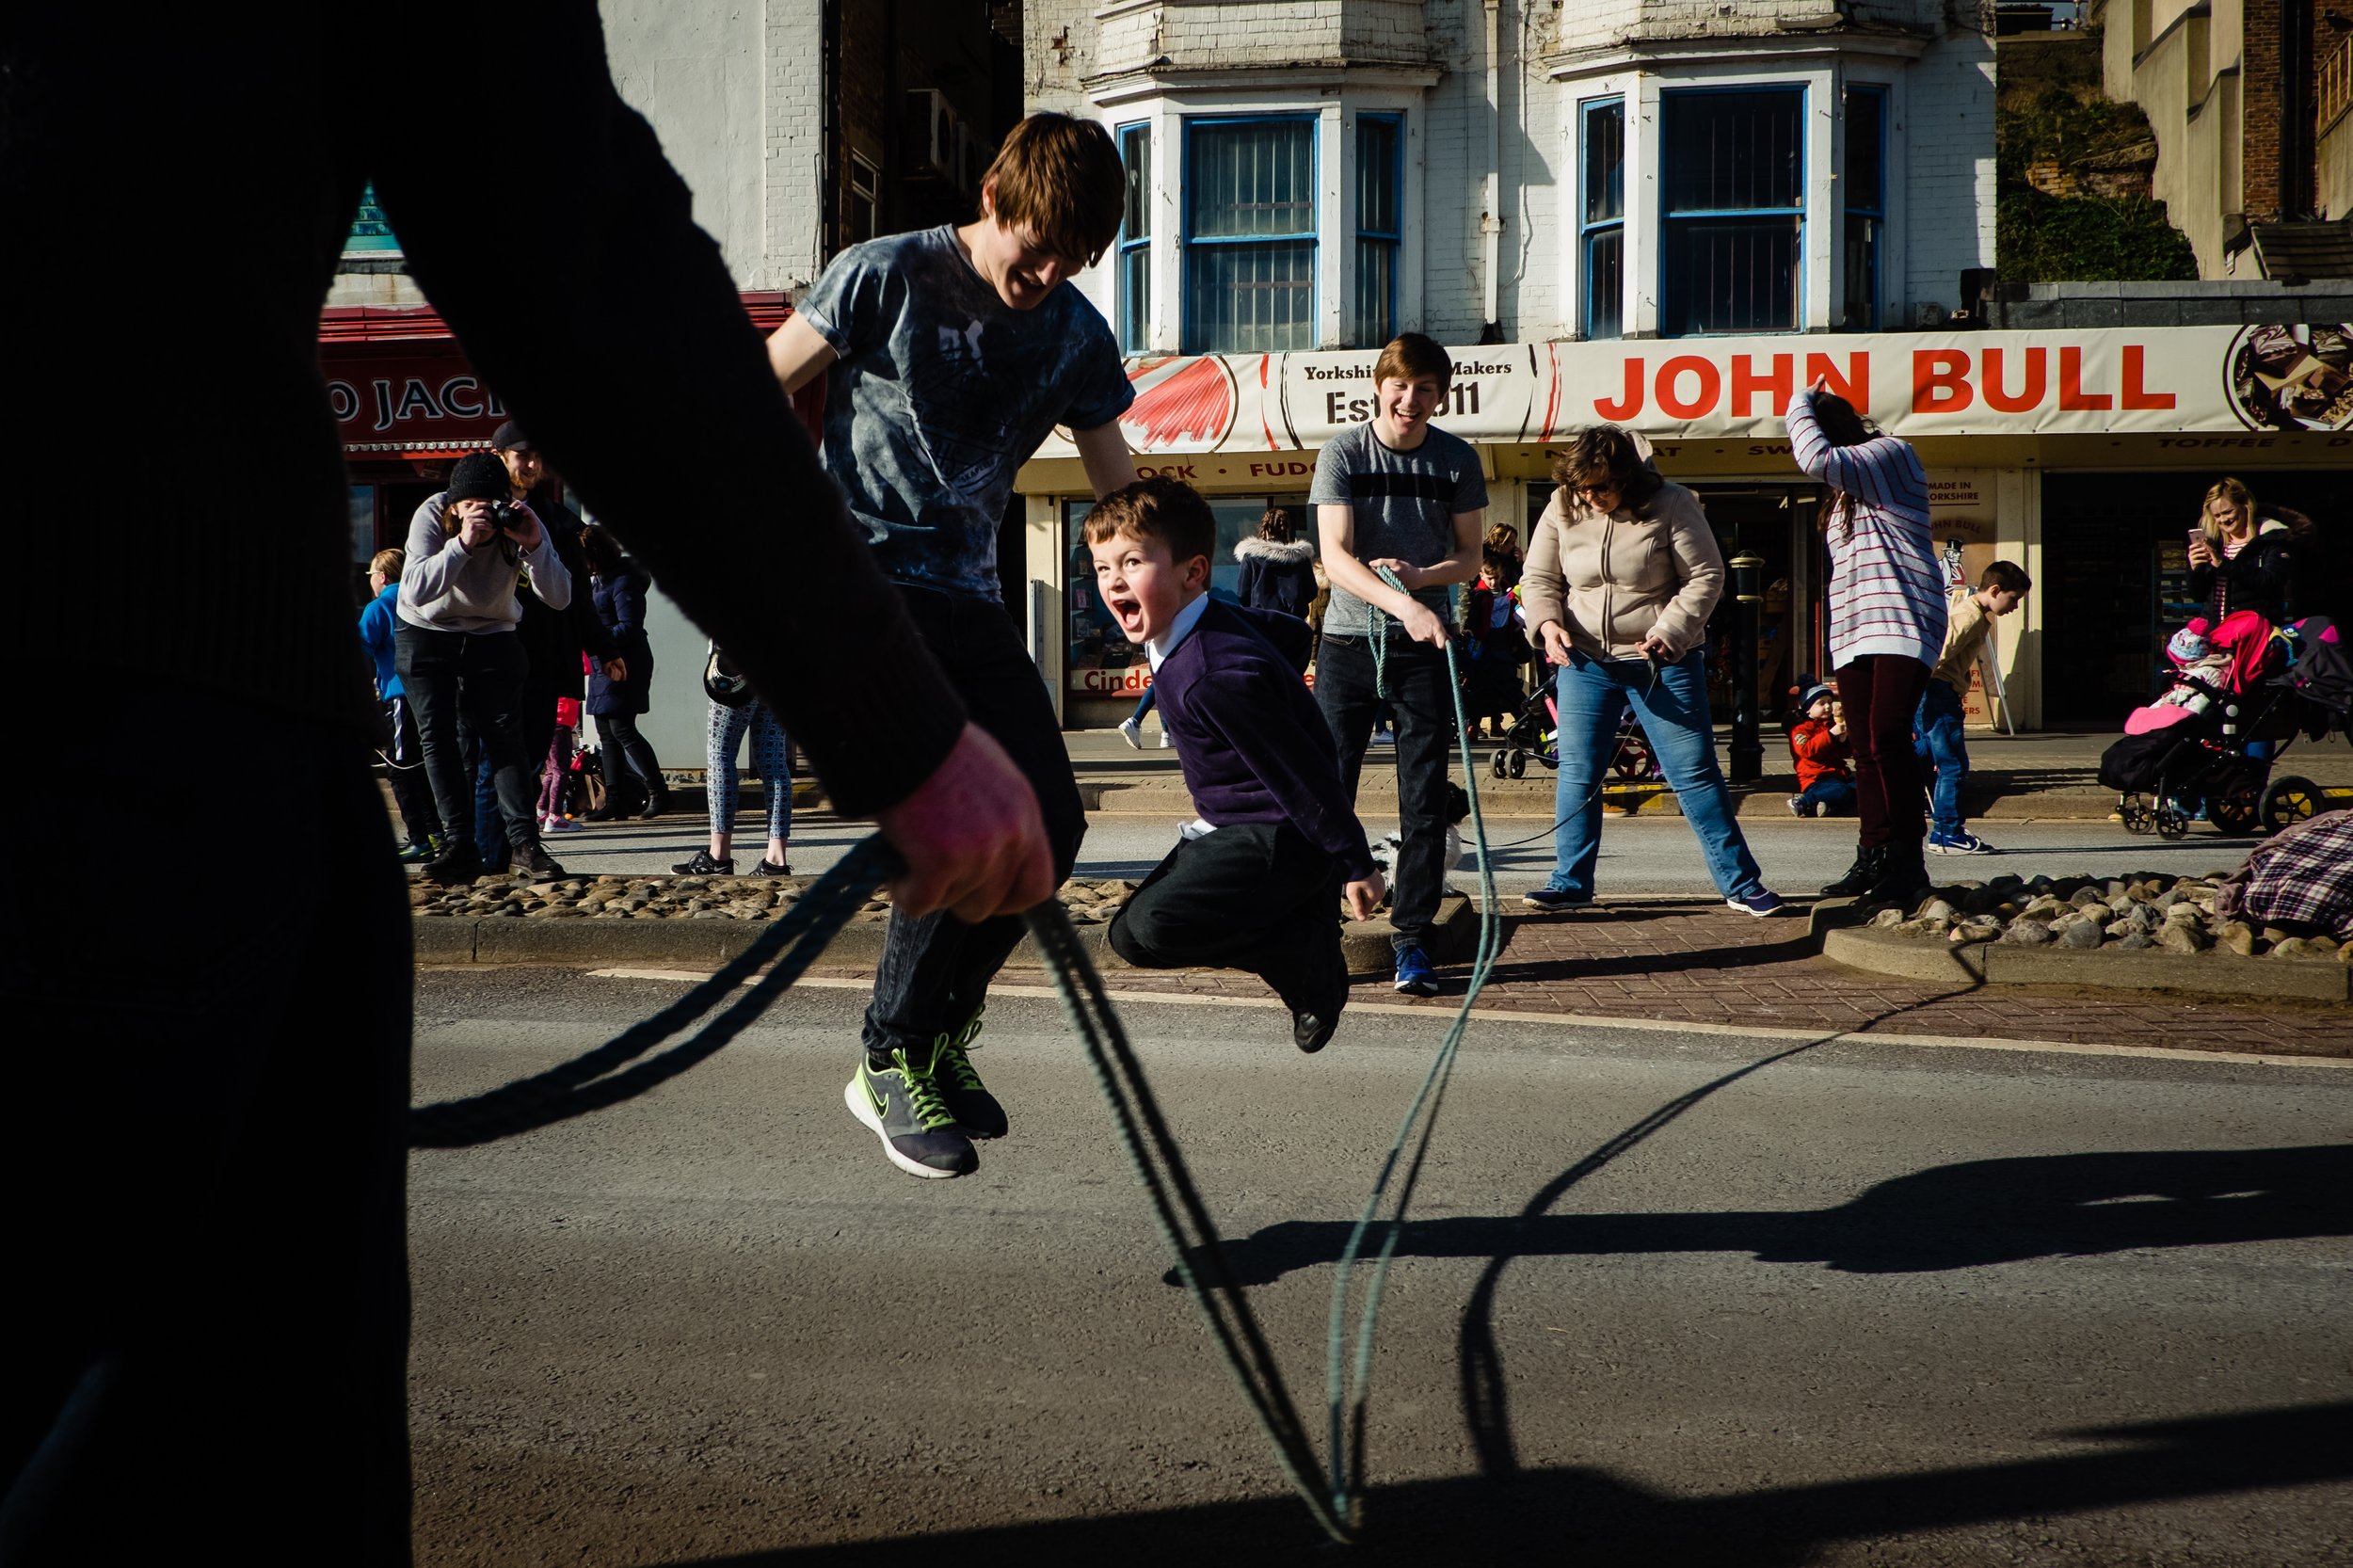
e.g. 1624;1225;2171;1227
545;815;583;834
1157;727;1175;749
1118;716;1144;750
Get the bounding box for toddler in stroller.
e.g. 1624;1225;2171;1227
2100;612;2350;837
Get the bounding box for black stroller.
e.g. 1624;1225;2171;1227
1488;666;1662;783
2099;616;2353;838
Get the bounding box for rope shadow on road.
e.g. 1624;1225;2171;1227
663;1398;2353;1566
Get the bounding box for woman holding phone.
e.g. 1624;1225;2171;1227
2187;477;2294;626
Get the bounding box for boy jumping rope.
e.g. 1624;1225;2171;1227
766;113;1140;1179
1309;333;1488;997
1092;478;1386;1051
1917;561;2030;855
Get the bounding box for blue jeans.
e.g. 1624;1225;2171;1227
1544;648;1766;903
1913;680;1969;837
1795;777;1857;814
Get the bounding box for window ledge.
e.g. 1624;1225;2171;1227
1086;60;1442;104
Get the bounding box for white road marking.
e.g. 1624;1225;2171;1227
581;968;2352;1071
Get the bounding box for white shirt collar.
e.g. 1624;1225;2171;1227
1144;593;1211;673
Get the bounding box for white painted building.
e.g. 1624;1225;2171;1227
1028;0;1997;351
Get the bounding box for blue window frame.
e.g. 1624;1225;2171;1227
1117;122;1152;353
1182;115;1317;354
1578;97;1625;340
1353;114;1401;345
1660;86;1804;336
1843;86;1886;331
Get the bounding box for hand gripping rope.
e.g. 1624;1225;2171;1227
408;566;1505;1545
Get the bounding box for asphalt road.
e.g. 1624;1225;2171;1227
408;970;2353;1566
537;810;2262;900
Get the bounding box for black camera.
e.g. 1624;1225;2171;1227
489;500;525;533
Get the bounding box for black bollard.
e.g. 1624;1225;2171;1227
1728;551;1764;783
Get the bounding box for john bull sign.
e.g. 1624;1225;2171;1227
1039;324;2353;458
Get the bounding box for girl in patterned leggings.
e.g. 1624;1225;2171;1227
674;694;792;876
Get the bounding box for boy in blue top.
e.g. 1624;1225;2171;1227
1309;333;1488;997
358;547;442;862
766;113;1140;1180
1091;478;1386;1051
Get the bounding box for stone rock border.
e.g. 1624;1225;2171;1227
1815;871;2352;1004
410;872;1478;971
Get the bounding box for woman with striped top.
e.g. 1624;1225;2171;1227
1786;379;1947;906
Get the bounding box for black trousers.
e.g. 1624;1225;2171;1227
1316;632;1451;952
595;712;664;803
1108;822;1343;1010
394;622;541;853
4;688;413;1563
384;695;441;848
863;587;1086;1057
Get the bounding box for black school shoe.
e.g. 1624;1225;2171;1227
1275;925;1351;1054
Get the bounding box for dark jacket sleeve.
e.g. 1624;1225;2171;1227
2189;533;2294;621
367;4;961;815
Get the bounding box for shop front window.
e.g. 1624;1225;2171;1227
1064;493;1312;697
350;485;377;563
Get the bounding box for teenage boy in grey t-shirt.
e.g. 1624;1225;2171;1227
765;113;1140;1181
1308;333;1487;996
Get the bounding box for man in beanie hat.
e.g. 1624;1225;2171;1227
5;8;1055;1560
461;421;621;868
394;450;575;881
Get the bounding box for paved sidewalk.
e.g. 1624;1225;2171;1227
1064;726;2353;820
955;897;2353;1062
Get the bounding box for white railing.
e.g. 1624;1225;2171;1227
2322;39;2353;133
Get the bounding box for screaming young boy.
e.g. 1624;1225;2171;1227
1091;477;1385;1051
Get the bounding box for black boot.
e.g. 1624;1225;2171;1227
1863;840;1932;910
1820;844;1883;899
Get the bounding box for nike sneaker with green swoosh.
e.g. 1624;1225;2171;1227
928;1008;1006;1139
844;1048;976;1178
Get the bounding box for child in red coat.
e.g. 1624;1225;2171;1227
1788;682;1856;817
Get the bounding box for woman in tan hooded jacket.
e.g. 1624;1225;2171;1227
1517;425;1782;916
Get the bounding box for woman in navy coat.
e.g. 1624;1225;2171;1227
582;526;668;818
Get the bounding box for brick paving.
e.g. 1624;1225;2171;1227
920;900;2352;1060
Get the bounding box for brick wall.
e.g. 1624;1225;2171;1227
2242;0;2281;220
1907;24;2000;317
762;0;826;292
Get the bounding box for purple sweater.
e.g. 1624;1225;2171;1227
1153;600;1376;882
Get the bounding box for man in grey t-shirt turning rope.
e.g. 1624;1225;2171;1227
1307;334;1488;997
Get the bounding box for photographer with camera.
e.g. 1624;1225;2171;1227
395;450;574;882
